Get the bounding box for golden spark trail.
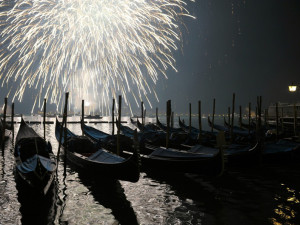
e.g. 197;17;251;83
0;0;195;113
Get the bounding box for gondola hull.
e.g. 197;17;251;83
84;122;223;176
124;144;224;177
65;150;140;182
140;153;223;176
15;165;55;195
56;119;140;183
15;119;57;195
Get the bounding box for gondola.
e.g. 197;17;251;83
130;117;138;128
14;118;57;195
178;117;217;144
208;116;252;137
178;117;262;165
186;142;261;166
128;117;262;166
224;117;245;131
239;119;256;130
178;117;199;134
82;122;133;154
83;121;158;154
156;116;183;133
262;139;300;163
55;119;140;182
84;122;224;176
139;144;224;176
81;122;110;142
130;117;160;132
118;119;172;149
155;117;198;146
115;120;224;176
209;117;300;163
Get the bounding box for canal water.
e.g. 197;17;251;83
1;116;300;225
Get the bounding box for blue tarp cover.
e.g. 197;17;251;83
17;154;56;173
188;145;219;155
83;124;109;140
150;147;215;158
88;149;125;163
264;140;300;154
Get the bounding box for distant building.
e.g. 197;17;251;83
268;102;300;119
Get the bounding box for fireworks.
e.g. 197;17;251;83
0;0;195;114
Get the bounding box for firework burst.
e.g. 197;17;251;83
0;0;195;114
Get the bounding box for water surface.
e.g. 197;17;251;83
1;116;300;224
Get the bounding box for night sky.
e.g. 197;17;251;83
154;0;300;115
1;0;300;115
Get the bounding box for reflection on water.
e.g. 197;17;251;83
122;173;204;224
77;170;139;225
0;116;300;224
0;134;22;225
16;175;57;225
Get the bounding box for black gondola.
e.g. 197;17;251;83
97;121;224;176
55;119;140;182
156;116;183;133
130;117;160;132
14;118;57;195
208;116;252;137
178;117;199;134
178;117;217;144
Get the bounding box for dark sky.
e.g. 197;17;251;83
1;0;300;115
152;0;300;115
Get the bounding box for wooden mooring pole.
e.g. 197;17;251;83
117;95;122;155
2;97;7;143
43;98;46;140
112;98;115;135
198;101;202;142
3;97;7;127
166;100;171;149
276;102;279;139
256;96;262;141
264;109;268;127
57;92;69;165
63;97;69;174
230;93;235;142
248;102;251;135
257;96;262;130
171;112;174;128
281;107;284;132
141;101;144;126
239;105;242;128
11;103;14;140
227;107;231;127
81;100;84;135
189;103;192;134
156;107;158;124
211;98;215;133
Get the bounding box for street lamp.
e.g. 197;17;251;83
289;84;297;92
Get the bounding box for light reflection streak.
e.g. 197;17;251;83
271;184;299;225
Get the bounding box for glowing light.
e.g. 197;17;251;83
0;0;195;114
289;85;297;92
